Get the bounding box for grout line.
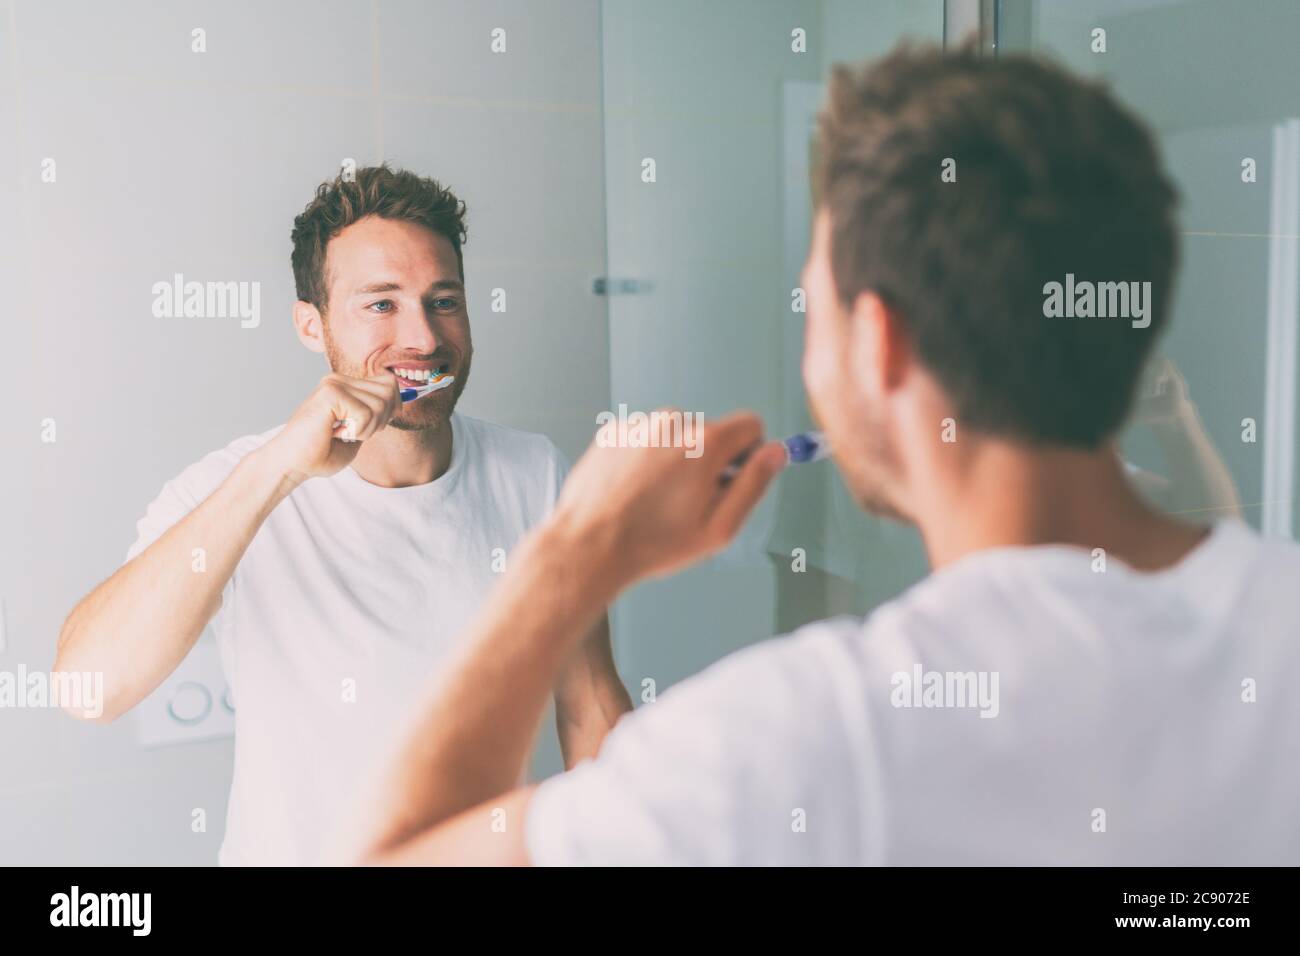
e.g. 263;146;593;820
383;91;602;114
17;66;604;114
1184;230;1300;240
23;72;373;100
1165;498;1288;517
463;255;606;269
6;0;23;199
7;0;36;434
371;0;383;162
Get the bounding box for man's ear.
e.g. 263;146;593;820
292;300;327;354
848;290;910;397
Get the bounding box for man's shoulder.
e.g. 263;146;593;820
1238;520;1300;571
857;518;1300;654
1208;519;1300;615
126;425;285;562
192;423;284;473
652;616;870;720
456;414;567;470
165;425;285;504
212;424;285;463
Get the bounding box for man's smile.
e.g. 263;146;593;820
385;361;452;388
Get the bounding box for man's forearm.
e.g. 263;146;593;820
1152;404;1243;517
345;412;783;866
348;516;620;861
554;616;633;767
55;447;301;721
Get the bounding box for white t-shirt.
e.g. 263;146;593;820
527;518;1300;865
126;413;567;866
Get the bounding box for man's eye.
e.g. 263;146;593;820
433;297;459;310
368;300;394;314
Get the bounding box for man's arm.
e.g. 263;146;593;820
553;614;631;767
345;411;785;865
55;451;301;722
1129;357;1242;518
54;373;400;722
341;517;617;862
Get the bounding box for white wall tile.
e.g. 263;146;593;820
12;0;372;93
378;0;601;107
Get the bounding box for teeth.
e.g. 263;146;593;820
395;368;431;381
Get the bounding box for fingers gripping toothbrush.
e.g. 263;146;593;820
333;371;455;442
720;430;830;482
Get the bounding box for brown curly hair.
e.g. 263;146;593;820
291;163;468;312
817;45;1179;448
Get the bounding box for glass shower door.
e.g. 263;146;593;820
598;0;944;695
998;0;1300;539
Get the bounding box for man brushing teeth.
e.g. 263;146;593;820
55;164;632;866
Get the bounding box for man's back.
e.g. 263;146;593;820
525;519;1300;865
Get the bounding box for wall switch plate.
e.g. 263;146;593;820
133;634;234;748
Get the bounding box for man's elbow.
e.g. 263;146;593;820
51;624;127;725
345;848;388;867
52;674;125;725
324;833;396;867
59;698;125;725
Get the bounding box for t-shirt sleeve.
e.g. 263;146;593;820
524;624;867;866
123;441;255;611
544;440;571;511
125;475;202;563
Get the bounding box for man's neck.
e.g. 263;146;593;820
349;418;454;489
909;439;1210;574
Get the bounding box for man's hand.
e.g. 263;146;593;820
51;376;381;720
1128;357;1242;517
344;410;785;864
262;372;401;483
550;410;787;594
1132;356;1191;429
554;614;632;766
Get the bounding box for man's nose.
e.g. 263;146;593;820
393;303;440;355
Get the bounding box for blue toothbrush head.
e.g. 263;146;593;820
399;373;455;403
782;431;830;464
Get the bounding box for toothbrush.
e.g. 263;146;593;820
333;372;456;441
778;430;830;464
720;430;830;482
398;371;455;403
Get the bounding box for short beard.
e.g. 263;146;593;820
851;478;910;524
388;362;470;431
320;320;472;433
837;404;910;524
